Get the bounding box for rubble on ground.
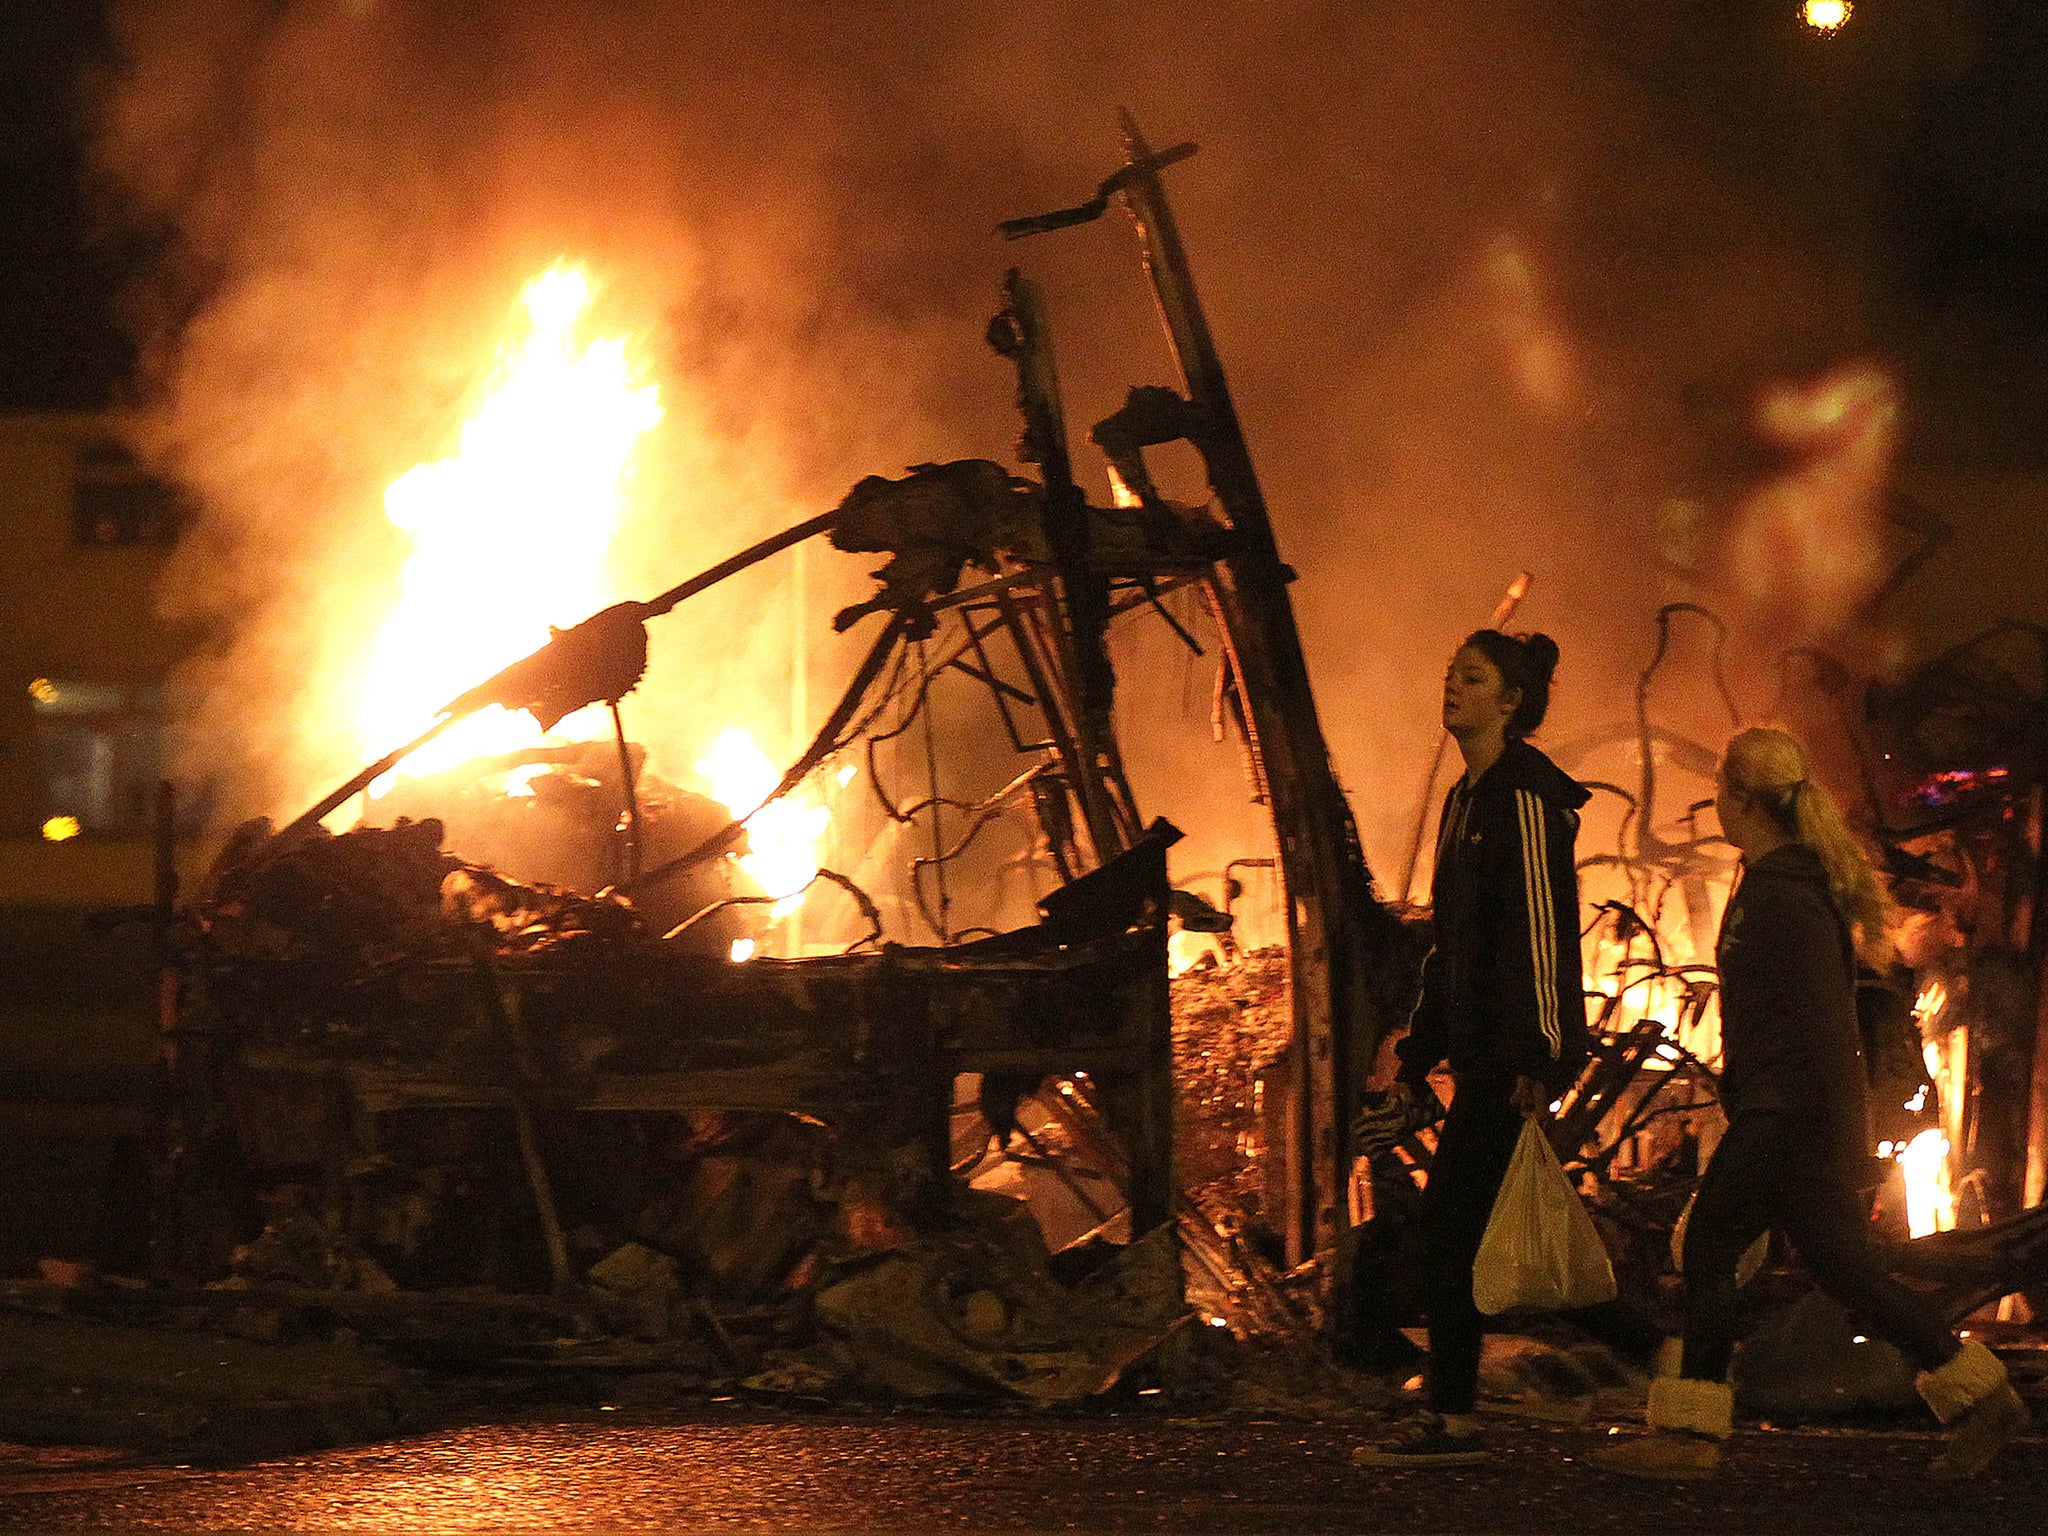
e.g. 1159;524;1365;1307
1169;947;1291;1237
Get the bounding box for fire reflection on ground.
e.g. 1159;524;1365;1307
0;1416;2037;1533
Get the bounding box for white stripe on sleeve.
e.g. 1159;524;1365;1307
1516;788;1562;1058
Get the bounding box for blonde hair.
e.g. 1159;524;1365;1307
1721;726;1895;967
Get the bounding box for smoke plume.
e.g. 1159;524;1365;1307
87;0;1916;904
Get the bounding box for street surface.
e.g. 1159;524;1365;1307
0;1407;2042;1534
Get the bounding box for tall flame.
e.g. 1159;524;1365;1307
1896;1128;1954;1240
1901;982;1960;1236
358;263;662;786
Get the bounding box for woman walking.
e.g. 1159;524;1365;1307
1354;630;1591;1466
1594;727;2027;1480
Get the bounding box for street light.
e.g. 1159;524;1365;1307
1803;0;1851;31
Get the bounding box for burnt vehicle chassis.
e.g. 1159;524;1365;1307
163;837;1177;1303
147;120;1409;1355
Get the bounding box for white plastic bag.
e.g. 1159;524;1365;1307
1472;1119;1618;1315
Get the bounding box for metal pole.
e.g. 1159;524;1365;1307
1105;110;1365;1272
279;511;841;844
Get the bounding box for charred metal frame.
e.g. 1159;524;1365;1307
155;118;1416;1344
1005;116;1406;1307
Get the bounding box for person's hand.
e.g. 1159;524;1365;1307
1353;1081;1444;1156
1511;1074;1549;1119
1353;1085;1412;1157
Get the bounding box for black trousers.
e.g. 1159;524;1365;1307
1419;1074;1670;1415
1419;1073;1523;1415
1680;1110;1958;1382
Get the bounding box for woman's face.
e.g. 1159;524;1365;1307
1442;645;1518;739
1715;765;1770;854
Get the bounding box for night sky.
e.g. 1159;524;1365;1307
0;2;137;410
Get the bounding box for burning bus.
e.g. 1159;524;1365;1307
85;119;2048;1400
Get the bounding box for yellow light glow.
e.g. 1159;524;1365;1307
729;937;757;963
697;727;828;920
1168;928;1218;977
27;678;58;706
1897;1127;1954;1238
357;261;662;787
1803;0;1850;31
1914;979;1947;1026
501;763;551;799
41;815;82;842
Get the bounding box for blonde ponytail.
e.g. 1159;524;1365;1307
1722;727;1895;967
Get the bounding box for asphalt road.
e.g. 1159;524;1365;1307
0;1408;2042;1535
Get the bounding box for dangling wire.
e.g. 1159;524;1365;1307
918;638;951;943
609;699;640;883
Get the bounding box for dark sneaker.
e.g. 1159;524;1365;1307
1351;1413;1489;1467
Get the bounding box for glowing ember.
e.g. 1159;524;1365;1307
1909;765;2015;810
1168;928;1224;977
40;815;81;843
696;727;828;920
500;763;552;799
357;262;662;792
1802;0;1850;31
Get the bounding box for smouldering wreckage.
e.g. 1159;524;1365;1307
121;119;2045;1408
131;120;1404;1403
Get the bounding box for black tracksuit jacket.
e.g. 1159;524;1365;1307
1714;842;1873;1172
1397;738;1592;1097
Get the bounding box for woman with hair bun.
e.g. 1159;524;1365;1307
1354;629;1592;1466
1594;727;2027;1480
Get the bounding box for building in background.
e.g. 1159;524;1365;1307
1;410;208;891
0;410;208;1274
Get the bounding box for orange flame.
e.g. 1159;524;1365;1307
1895;1128;1954;1239
358;263;662;790
1901;983;1960;1235
697;726;829;921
